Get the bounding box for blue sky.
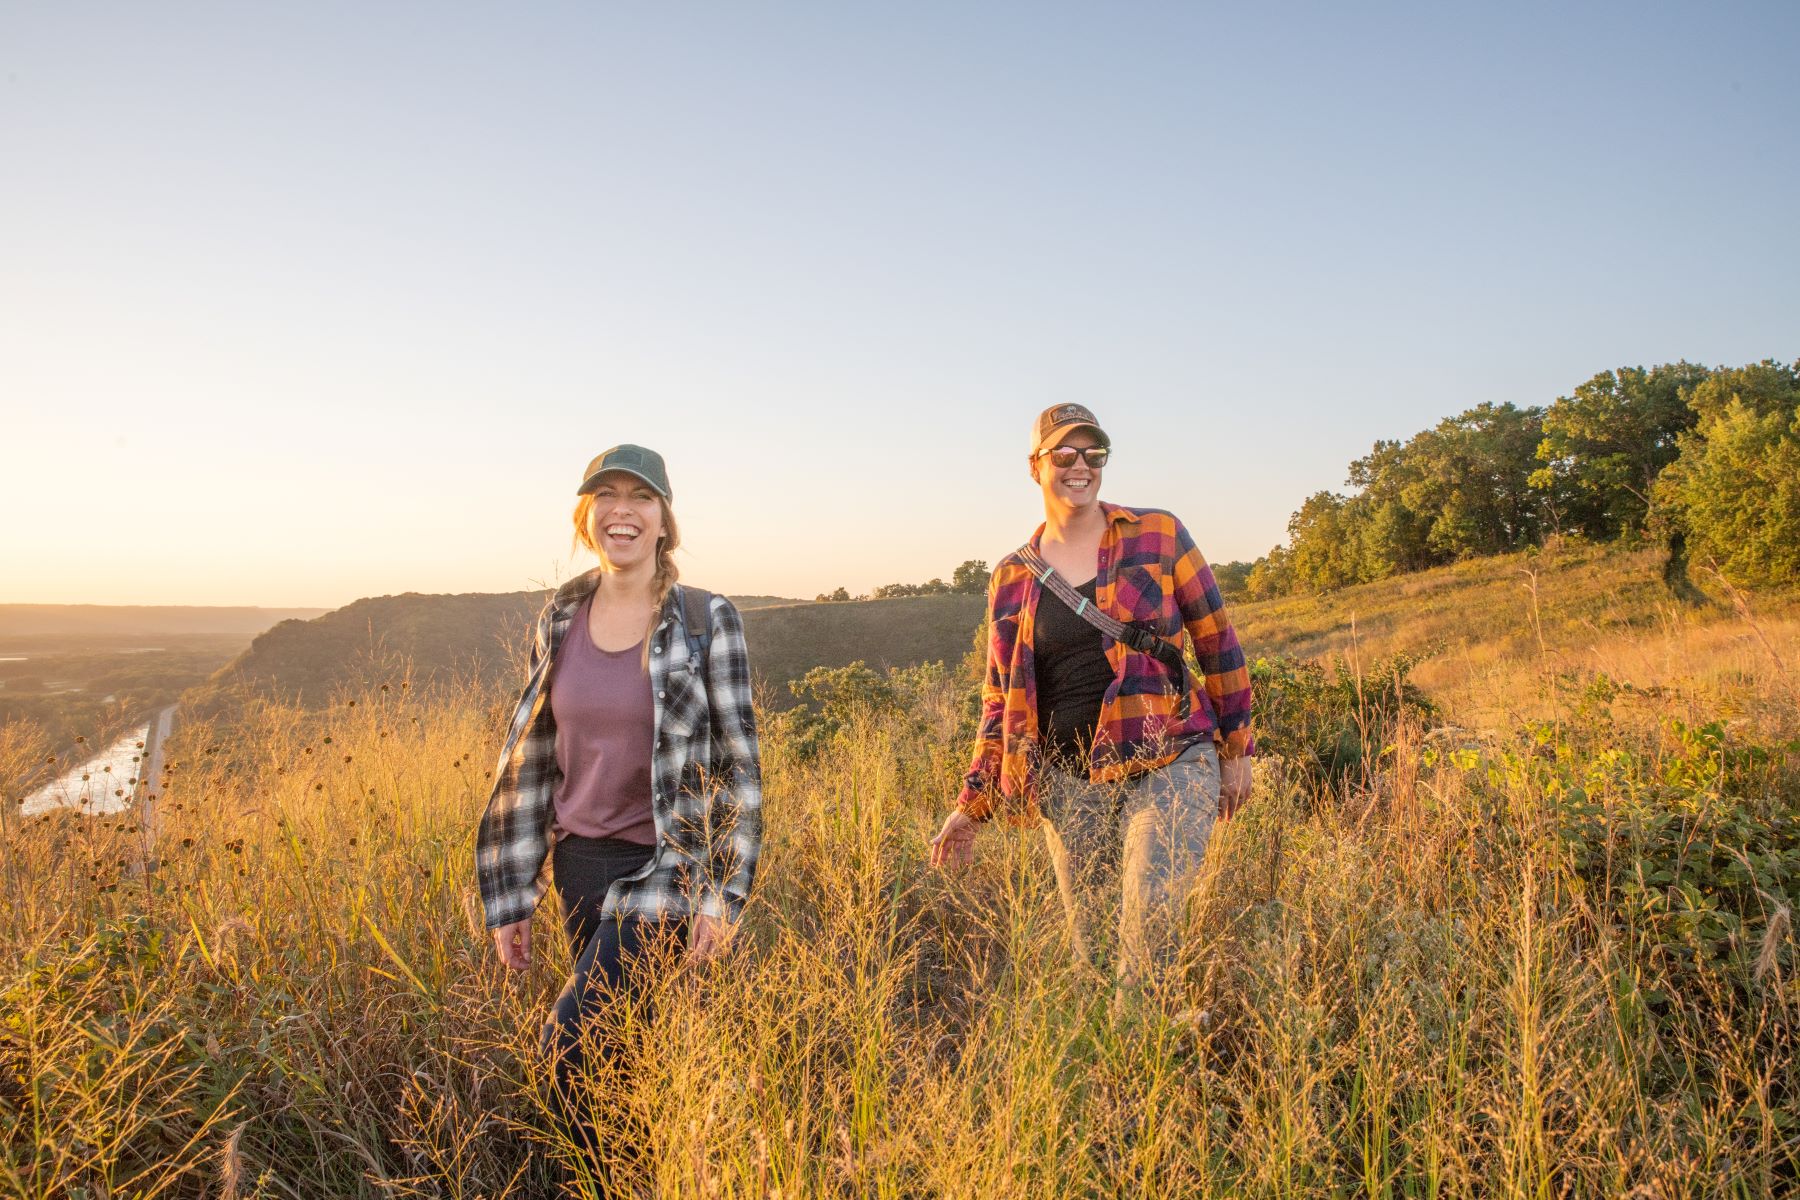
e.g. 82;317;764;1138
3;2;1795;606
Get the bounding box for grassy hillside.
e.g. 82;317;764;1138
1232;540;1684;664
1231;539;1800;723
3;555;1796;1195
722;595;803;611
192;543;1782;727
180;591;544;717
745;594;985;708
5;544;1797;1196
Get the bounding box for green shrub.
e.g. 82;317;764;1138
766;659;973;765
1546;715;1800;1004
1247;651;1435;793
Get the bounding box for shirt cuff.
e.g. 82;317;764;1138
1216;728;1256;760
696;889;744;923
955;783;995;821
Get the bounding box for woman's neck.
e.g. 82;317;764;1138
1041;500;1105;545
595;560;660;607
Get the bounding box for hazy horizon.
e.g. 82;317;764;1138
6;2;1797;607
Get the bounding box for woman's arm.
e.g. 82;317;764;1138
475;602;559;936
1168;519;1255;761
953;581;1011;821
700;596;762;923
1168;521;1255;815
933;586;1009;869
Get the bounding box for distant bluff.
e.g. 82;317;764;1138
182;589;985;719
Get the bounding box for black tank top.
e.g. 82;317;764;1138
1032;577;1114;772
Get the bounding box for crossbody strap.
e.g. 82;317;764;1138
1017;545;1192;713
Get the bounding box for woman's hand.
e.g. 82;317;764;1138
492;919;532;971
929;809;979;869
688;912;734;963
1219;756;1254;820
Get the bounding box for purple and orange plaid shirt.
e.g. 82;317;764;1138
957;502;1254;824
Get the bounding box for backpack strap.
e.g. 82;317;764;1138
677;584;715;671
1017;545;1191;715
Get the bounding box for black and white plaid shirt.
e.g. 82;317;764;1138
475;571;762;931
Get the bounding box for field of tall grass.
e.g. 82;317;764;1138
3;560;1798;1198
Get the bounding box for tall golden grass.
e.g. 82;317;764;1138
2;593;1796;1197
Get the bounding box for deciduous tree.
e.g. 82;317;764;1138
1530;362;1711;538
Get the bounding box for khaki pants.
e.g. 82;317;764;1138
1039;741;1220;987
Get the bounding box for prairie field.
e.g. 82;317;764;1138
3;547;1798;1198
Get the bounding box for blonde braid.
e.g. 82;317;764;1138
642;498;682;668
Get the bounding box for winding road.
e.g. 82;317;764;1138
137;704;176;852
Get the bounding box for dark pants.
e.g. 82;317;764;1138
543;835;684;1175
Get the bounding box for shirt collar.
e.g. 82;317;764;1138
1100;501;1142;528
552;568;604;612
1028;501;1142;550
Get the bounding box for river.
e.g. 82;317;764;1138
21;705;176;818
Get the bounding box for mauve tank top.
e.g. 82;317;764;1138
549;595;658;845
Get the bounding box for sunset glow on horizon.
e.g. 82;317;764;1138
4;3;1796;609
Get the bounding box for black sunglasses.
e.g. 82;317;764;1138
1035;444;1111;469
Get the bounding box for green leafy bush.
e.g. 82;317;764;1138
1248;651;1435;793
1547;716;1800;1003
764;659;973;764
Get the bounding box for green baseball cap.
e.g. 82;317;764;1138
576;444;672;500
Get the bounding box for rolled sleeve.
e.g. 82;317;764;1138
1170;521;1255;759
956;590;1010;820
475;604;559;929
703;597;763;919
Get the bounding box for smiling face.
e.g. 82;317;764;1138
1030;426;1105;514
581;471;667;572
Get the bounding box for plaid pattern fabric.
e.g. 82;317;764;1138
957;502;1254;824
476;570;762;930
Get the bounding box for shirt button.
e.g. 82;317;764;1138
658;691;667;700
653;645;662;654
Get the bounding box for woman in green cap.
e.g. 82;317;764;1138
475;444;762;1181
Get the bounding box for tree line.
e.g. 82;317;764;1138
1235;358;1800;599
815;559;992;602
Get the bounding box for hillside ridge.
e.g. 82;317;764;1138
176;542;1800;725
182;588;981;716
1229;538;1800;720
0;604;329;641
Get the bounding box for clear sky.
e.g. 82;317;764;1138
4;2;1796;607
